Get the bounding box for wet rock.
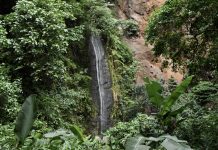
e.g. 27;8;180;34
89;35;113;134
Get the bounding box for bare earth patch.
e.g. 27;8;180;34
116;0;183;85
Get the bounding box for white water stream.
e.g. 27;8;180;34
90;35;107;133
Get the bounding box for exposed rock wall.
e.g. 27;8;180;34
89;35;113;134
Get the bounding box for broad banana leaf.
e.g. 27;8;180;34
161;137;192;150
144;77;164;107
70;125;85;142
125;135;150;150
146;134;192;150
161;76;193;115
44;128;73;138
14;95;36;145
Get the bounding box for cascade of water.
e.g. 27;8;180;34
89;34;113;134
91;35;104;130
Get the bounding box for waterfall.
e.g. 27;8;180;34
89;34;113;134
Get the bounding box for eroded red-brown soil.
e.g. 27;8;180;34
116;0;183;84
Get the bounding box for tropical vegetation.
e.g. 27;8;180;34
0;0;217;149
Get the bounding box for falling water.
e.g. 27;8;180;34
89;34;113;134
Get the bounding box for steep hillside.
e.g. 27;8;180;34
116;0;183;84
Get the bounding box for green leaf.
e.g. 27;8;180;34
161;76;193;115
44;129;73;138
161;138;192;150
144;77;164;107
70;125;85;142
145;136;165;142
125;135;150;150
167;103;190;118
14;95;36;145
160;135;187;143
145;135;192;150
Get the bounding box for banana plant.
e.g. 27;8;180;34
125;134;192;150
125;135;150;150
144;76;193;131
14;95;37;146
70;125;85;142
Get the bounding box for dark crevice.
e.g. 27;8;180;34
0;0;17;15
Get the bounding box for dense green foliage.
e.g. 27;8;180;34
125;135;192;150
0;0;137;148
144;1;218;148
145;76;193;133
1;0;79;92
174;81;218;149
144;0;218;145
0;65;21;123
145;0;218;82
106;80;218;150
0;0;217;149
120;19;139;37
0;121;107;149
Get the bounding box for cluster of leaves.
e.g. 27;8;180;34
0;0;85;93
0;121;106;150
103;26;138;121
0;0;93;135
0;123;16;149
1;93;102;149
106;114;163;150
144;76;193;133
37;87;94;127
0;0;106;130
122;85;150;120
145;0;218;82
125;134;192;150
83;0;118;36
0;65;21;123
144;1;218;149
174;81;218;150
120;19;140;38
1;1;139;149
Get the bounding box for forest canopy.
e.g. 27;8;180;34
146;0;218;82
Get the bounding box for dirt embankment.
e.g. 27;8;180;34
116;0;183;85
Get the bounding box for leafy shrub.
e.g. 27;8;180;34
0;24;10;48
125;134;192;150
1;0;84;93
144;76;193;133
37;87;94;128
123;85;149;120
176;111;218;150
106;114;163;150
120;19;139;37
174;81;218;150
0;119;106;150
21;127;104;150
0;123;16;149
83;0;118;36
188;81;218;106
107;33;138;121
0;65;21;123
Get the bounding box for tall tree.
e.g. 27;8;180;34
145;0;218;82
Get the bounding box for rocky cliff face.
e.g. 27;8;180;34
89;35;113;134
116;0;183;84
